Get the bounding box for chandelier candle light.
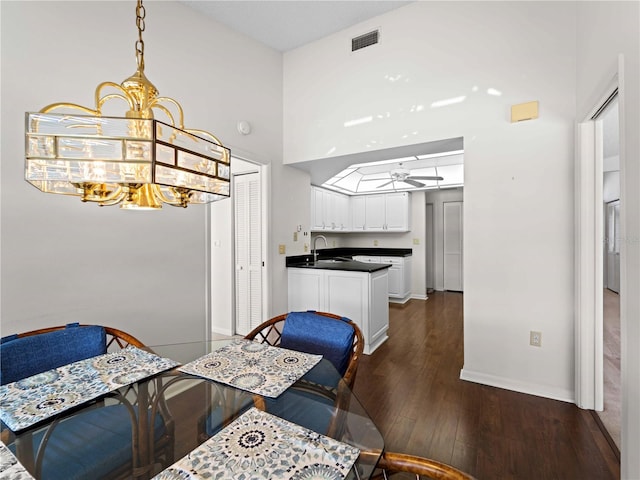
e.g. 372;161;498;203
24;0;230;210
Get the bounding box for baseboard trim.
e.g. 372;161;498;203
211;326;233;337
590;410;621;461
410;294;428;301
460;368;575;404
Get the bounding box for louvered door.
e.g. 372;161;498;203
234;172;263;335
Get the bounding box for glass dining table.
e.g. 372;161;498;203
0;339;384;480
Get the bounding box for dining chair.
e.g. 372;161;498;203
371;451;477;480
245;310;364;388
0;323;174;480
241;311;364;438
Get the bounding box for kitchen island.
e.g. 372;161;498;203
286;254;390;354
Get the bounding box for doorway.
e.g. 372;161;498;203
575;87;620;452
598;96;621;451
443;201;463;292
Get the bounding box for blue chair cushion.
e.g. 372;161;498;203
280;311;355;376
0;324;106;385
8;404;166;480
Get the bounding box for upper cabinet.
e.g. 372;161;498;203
311;186;351;231
311;188;411;233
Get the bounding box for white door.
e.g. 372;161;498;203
443;201;463;291
607;200;620;293
234;172;263;335
425;203;435;291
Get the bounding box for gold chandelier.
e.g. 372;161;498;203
24;0;230;210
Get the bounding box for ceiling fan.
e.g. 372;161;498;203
374;164;443;188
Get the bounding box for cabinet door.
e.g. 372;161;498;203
335;193;350;230
288;269;325;311
386;266;401;297
351;196;366;230
385;192;410;231
326;271;368;343
310;187;325;231
364;195;385;230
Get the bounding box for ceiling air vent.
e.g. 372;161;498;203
352;30;379;52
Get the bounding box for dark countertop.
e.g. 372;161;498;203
286;247;411;273
287;257;391;273
308;247;412;258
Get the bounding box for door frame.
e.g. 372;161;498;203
575;76;620;410
231;160;270;336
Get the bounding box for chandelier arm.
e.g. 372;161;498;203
76;185;127;204
39;103;98;115
151;97;185;129
150;104;177;127
95;82;135;112
152;185;188;207
98;93;135;112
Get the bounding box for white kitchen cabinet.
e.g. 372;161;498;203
310;187;350;231
380;256;412;302
354;255;412;303
384;192;411;231
364;195;386;230
310;187;326;231
287;267;389;354
311;188;410;232
355;192;411;232
351;196;366;230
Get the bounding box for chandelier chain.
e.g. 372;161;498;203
135;0;146;70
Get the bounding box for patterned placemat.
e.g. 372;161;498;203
178;339;322;398
0;347;179;431
153;407;360;480
0;441;35;479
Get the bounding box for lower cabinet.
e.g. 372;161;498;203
353;255;412;303
287;268;389;355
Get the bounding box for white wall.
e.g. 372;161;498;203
0;1;282;344
576;2;640;478
284;2;577;401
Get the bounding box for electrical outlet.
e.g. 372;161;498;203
373;239;379;246
293;232;298;242
304;243;308;252
278;244;286;254
413;238;420;245
530;331;542;347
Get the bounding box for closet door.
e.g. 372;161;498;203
234;172;263;335
443;201;463;292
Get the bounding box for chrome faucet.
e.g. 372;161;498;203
312;235;328;263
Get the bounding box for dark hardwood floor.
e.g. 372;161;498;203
353;291;620;480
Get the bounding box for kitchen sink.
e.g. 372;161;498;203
316;257;351;264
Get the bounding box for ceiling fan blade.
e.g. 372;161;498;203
408;175;444;181
376;180;394;188
403;179;425;188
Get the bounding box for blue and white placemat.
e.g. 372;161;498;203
0;346;179;431
178;339;322;398
0;441;35;479
153;407;360;480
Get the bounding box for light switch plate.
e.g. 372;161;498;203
278;244;286;254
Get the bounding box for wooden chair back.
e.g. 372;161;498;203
372;452;477;480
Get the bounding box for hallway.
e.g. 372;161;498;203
354;292;620;479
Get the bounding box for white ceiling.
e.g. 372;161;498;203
181;1;412;52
